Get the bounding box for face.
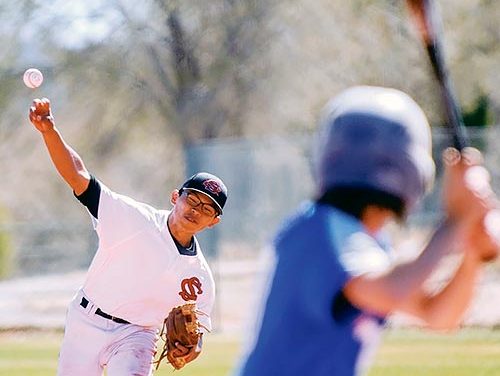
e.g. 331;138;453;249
361;205;395;235
170;189;220;232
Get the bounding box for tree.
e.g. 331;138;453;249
51;0;277;147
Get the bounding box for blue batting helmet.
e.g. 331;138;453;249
314;86;435;211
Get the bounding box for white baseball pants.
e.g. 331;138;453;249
57;290;158;376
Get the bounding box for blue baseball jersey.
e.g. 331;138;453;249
235;203;393;376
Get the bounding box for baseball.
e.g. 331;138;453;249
23;68;44;89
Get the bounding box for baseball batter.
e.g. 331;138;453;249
28;98;227;375
234;86;499;376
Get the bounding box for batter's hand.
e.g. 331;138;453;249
462;210;500;262
29;98;54;133
442;147;500;262
442;147;493;222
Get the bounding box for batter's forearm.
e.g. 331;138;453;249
344;219;461;316
42;128;90;195
386;218;460;298
416;251;481;329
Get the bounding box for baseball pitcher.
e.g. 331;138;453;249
29;98;228;375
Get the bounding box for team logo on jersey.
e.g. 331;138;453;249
203;179;222;196
179;277;203;301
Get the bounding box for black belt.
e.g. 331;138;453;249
80;297;131;324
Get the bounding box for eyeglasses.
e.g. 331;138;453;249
183;191;218;217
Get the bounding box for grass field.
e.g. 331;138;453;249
1;328;500;375
370;328;500;376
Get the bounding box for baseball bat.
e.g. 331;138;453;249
408;0;500;263
406;0;469;150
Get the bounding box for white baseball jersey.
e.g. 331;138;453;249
81;182;215;329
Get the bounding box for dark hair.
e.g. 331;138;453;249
317;186;405;220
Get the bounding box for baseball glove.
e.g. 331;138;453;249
155;302;208;370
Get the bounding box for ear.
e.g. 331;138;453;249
171;189;180;205
207;216;220;228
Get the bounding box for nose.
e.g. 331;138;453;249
190;206;202;216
